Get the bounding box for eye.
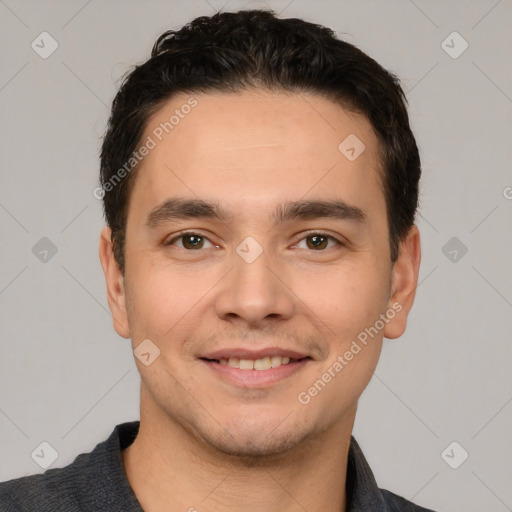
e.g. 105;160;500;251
165;232;216;250
294;233;341;251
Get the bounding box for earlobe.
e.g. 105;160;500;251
384;225;421;340
99;226;131;338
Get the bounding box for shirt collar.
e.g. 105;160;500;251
346;436;391;511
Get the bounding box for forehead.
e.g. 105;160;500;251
131;90;384;219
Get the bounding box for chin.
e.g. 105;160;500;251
194;416;314;463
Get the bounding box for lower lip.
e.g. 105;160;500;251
201;359;311;388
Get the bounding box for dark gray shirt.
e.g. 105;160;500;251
0;421;436;511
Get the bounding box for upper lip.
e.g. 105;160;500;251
200;347;311;361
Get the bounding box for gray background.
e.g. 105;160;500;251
0;1;511;510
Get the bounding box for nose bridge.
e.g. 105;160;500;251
214;239;295;325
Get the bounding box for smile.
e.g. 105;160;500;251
200;356;312;387
212;356;294;370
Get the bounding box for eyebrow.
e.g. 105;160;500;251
273;199;366;224
145;197;367;228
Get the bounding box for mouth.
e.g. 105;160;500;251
200;355;310;370
199;355;313;387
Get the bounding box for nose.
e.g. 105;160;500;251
214;244;296;328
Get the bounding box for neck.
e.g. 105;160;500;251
122;388;354;512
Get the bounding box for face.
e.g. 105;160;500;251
100;90;420;458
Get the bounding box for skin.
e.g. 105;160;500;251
99;89;421;512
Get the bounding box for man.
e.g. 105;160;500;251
0;9;435;512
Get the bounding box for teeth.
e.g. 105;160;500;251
254;357;272;370
221;356;294;370
239;359;254;370
271;356;282;368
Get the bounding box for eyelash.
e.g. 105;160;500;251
164;230;344;251
294;231;344;250
164;231;218;250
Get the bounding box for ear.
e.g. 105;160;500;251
384;225;421;340
99;226;130;338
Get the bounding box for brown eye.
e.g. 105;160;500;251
306;235;329;250
295;233;340;251
182;234;204;249
166;233;214;250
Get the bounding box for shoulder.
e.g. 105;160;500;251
347;436;437;512
0;421;140;512
380;488;437;512
0;453;90;512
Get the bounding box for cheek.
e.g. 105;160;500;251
124;259;215;344
291;258;390;341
